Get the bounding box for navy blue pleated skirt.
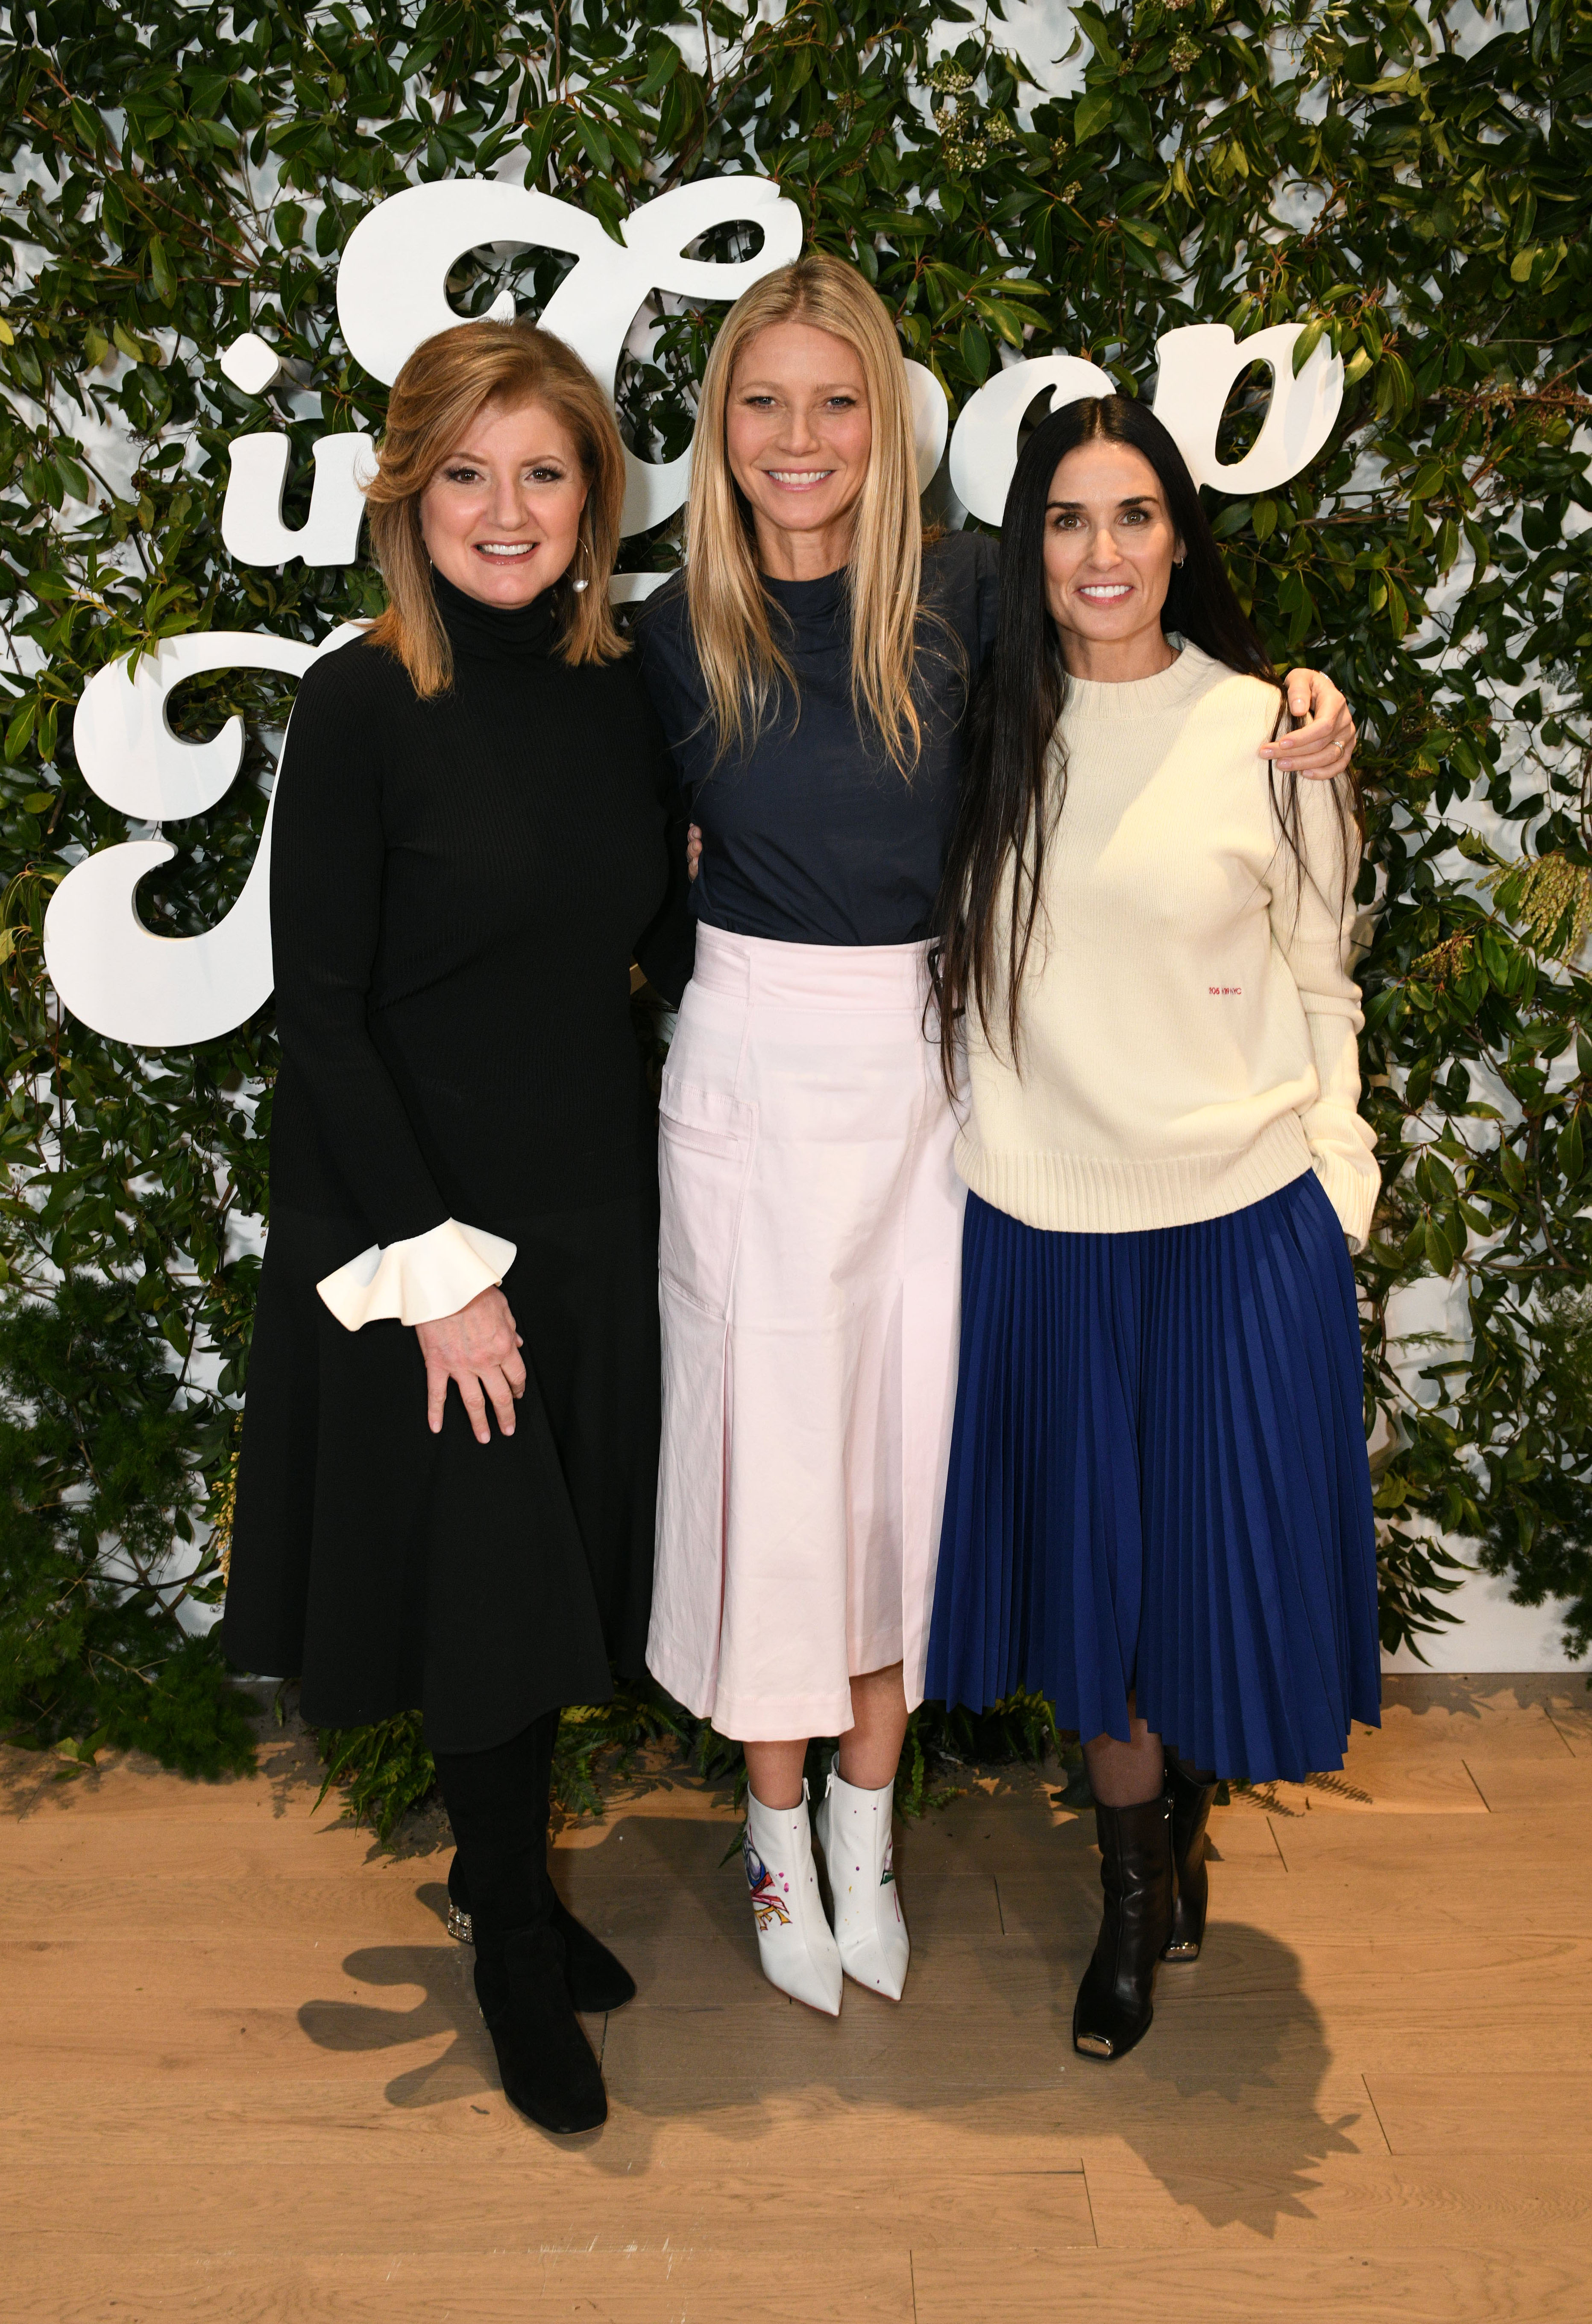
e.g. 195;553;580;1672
925;1170;1380;1783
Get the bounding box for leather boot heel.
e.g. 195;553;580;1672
1073;1793;1175;2063
1163;1759;1218;1962
478;1922;607;2134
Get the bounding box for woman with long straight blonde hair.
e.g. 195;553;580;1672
223;318;692;2137
637;255;1359;2019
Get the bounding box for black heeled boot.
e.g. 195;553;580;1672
1163;1755;1219;1963
448;1851;636;2013
1073;1791;1175;2062
433;1711;609;2135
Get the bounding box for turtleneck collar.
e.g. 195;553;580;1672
432;567;561;664
762;563;848;625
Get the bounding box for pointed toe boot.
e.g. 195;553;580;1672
550;1895;636;2013
744;1781;844;2016
1073;1792;1175;2063
815;1756;910;2000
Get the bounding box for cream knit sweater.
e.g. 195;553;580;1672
956;643;1380;1250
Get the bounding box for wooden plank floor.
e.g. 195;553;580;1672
4;1673;1591;2323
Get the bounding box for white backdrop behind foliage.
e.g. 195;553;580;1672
0;0;1588;1777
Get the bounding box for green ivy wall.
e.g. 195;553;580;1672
0;0;1588;1774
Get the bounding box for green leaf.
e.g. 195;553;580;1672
4;699;38;761
638;38;682;99
959;321;991;383
1074;88;1114;145
1292;319;1326;375
148;234;177;306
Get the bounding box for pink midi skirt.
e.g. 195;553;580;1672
647;925;965;1740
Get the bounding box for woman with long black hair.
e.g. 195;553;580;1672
927;394;1380;2063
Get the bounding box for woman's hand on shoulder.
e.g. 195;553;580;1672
1262;670;1357;781
686;823;702;882
415;1287;526;1445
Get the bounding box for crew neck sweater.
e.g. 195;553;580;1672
956;642;1380;1248
635;529;1000;946
267;571;694;1322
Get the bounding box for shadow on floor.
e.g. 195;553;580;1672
295;1808;1356;2233
1381;1671;1591;1721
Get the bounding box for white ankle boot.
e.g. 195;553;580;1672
743;1781;843;2017
815;1757;910;2000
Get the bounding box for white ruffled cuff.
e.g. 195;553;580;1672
315;1218;517;1331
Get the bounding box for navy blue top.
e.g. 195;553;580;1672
633;528;1001;948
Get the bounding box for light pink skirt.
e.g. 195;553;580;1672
647;925;965;1741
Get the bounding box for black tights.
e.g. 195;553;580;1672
431;1707;560;1951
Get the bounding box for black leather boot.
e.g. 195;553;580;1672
1163;1756;1219;1962
475;1921;607;2134
1073;1791;1175;2062
448;1850;636;2013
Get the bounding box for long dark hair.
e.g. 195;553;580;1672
932;392;1360;1090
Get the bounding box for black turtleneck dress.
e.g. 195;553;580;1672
221;577;694;1751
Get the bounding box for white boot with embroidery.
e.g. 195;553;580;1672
743;1781;843;2017
815;1756;910;2000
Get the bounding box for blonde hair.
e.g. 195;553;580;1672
364;318;626;697
685;255;925;772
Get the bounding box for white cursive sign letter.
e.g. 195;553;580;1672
45;631;361;1046
220;431;375;568
334;174;802;535
1150;323;1344;495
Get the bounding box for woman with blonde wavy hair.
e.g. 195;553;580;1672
637;254;1358;2019
223;318;692;2137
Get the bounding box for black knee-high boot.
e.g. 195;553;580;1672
433;1712;609;2134
1072;1791;1175;2062
1162;1753;1219;1962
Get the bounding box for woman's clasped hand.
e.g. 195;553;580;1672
415;1288;525;1443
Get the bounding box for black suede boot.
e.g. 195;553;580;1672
1162;1755;1219;1962
1073;1791;1175;2062
447;1851;636;2013
474;1922;607;2134
433;1710;611;2135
